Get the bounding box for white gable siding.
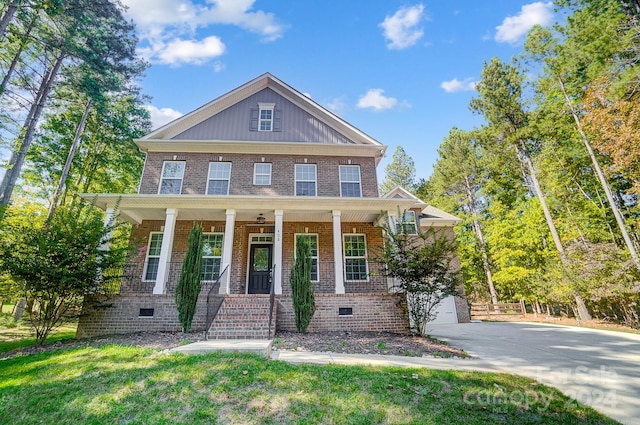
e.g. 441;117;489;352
172;88;357;145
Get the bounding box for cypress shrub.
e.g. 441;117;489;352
175;222;204;333
290;235;315;333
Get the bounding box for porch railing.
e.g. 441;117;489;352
268;264;276;339
205;264;229;337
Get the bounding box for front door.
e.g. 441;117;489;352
248;244;272;294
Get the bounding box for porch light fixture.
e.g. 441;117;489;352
256;213;266;224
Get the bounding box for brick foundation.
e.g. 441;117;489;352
276;293;410;334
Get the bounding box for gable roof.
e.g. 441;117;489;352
142;73;383;147
382;185;461;226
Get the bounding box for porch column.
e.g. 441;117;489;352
385;210;398;291
219;209;235;294
332;210;345;294
273;209;284;294
100;205;117;251
153;208;178;295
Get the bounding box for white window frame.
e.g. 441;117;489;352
206;162;232;195
143;232;163;281
253;163;272;185
397;211;418;235
295;233;319;282
201;233;224;282
339;165;362;197
295;164;317;196
258;103;275;132
158;161;185;194
343;234;369;282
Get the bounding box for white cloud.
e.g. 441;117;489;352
327;97;346;114
379;4;425;50
357;89;398;111
440;77;478;93
155;36;226;65
122;0;285;65
144;105;183;129
495;2;553;44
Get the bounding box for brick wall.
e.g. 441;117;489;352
76;294;214;338
276;293;410;334
139;152;379;198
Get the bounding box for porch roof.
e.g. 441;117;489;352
80;194;427;224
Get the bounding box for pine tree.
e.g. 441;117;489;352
380;146;417;195
175;222;204;333
290;235;315;333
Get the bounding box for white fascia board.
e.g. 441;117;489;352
136;139;386;160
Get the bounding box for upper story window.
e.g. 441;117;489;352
259;102;275;132
295;234;319;282
295;164;317;196
202;233;224;281
397;211;418;235
207;162;231;195
339;165;362;197
254;163;272;185
159;161;185;194
143;232;163;281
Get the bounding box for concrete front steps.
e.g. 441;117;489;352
207;294;277;340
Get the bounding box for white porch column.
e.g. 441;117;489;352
153;208;178;295
385;210;399;291
100;205;117;251
273;209;284;294
332;210;345;294
219;209;236;294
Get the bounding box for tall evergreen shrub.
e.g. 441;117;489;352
290;235;315;333
175;222;203;333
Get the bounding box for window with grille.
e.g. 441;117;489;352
343;234;368;281
143;232;163;281
207;162;231;195
159;161;185;194
253;163;272;185
339;165;361;197
295;164;317;196
201;233;223;281
295;234;319;282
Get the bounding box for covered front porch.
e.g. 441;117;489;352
89;194;427;297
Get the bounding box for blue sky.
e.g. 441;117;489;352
122;1;556;181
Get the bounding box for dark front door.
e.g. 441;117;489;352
248;244;272;294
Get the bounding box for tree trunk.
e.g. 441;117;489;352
0;13;36;95
48;98;92;218
463;175;498;304
516;139;593;321
0;53;64;207
0;0;20;40
558;77;640;271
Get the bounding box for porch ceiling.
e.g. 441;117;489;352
80;194;425;224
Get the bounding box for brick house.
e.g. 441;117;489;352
77;73;469;339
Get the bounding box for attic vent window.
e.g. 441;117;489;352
258;102;275;132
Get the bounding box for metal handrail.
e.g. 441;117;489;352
268;264;276;339
204;264;229;338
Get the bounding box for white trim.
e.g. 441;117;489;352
253;163;272;185
201;232;224;282
343;233;369;282
258;103;275;132
206;161;232;195
295;163;317;196
220;209;236;294
137;153;148;194
332;210;345;294
153;208;178;294
245;233;275;294
339;164;362;197
158;161;185;195
274;210;283;295
398;210;418;235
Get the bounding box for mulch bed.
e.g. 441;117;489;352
2;330;466;359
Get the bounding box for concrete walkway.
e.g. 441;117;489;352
172;322;640;425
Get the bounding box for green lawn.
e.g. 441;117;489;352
0;313;77;353
0;346;619;425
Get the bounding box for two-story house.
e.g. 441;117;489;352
77;73;469;339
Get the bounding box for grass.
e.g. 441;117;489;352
0;345;619;425
0;313;78;353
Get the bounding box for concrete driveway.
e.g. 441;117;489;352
428;322;640;425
